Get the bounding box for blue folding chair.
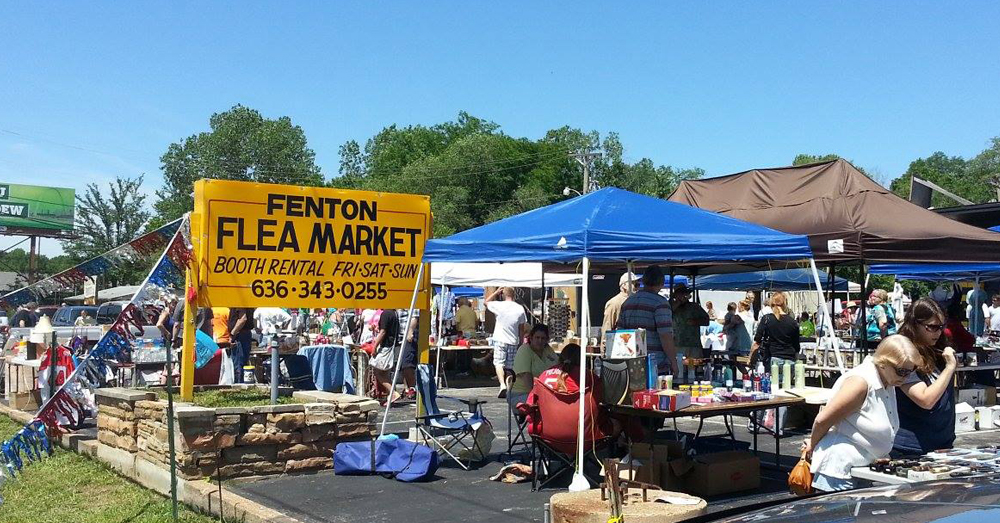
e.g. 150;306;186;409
415;364;489;470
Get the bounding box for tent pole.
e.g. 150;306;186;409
379;263;425;439
626;261;634;295
541;271;546;324
809;259;843;372
569;257;591;492
859;262;868;356
434;276;447;388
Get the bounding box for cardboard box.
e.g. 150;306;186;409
605;329;647;359
958;388;986;407
969;385;997;407
656;389;692;412
990;406;1000;428
8;390;41;410
632;389;659;410
626;441;685;486
646;352;667;388
956;402;976;433
975;407;994;430
663;451;760;497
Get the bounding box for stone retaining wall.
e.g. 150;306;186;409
96;387;379;480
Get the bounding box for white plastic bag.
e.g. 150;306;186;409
218;348;235;385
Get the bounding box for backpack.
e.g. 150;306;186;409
865;304;897;340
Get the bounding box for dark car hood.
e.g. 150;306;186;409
712;475;1000;523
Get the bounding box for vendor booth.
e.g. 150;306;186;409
669;159;1000;362
424;187;822;492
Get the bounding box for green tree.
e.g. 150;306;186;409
888;152;969;207
62;175;152;286
964;137;1000;203
153;105;323;226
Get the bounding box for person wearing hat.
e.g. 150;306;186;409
601;272;638;344
616;265;678;375
670;283;710;359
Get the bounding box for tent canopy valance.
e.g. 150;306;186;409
668;159;1000;264
423;187;813;267
695;268;858;292
868;263;1000;282
430;262;581;288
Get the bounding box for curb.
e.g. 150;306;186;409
0;402;302;523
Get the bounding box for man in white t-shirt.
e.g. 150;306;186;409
485;287;527;398
987;294;1000;333
254;307;292;348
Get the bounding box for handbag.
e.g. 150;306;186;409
370;344;396;371
788;450;813;495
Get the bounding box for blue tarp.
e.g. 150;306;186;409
867;227;1000;281
868;262;1000;282
695;268;852;291
434;286;482;297
423;188;812;264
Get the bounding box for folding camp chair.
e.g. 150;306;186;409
503;370;530;462
414;364;489;470
521;378;612;491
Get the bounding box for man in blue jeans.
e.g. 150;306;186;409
228;307;255;383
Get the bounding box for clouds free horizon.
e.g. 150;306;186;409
2;2;998;256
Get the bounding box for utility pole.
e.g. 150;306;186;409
570;149;602;194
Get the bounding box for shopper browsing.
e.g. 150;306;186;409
616;265;678;375
892;298;958;455
804;335;920;492
486;287;528;398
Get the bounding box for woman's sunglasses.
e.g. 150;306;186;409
921;322;944;333
892;365;915;377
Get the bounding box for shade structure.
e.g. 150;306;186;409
868;263;1000;282
668;159;1000;264
423;187;813;265
430;262;582;288
695;268;858;292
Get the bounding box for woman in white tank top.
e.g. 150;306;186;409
804;335;920;492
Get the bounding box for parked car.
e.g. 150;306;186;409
37;306;60;320
96;301;128;325
51;306;98;327
694;475;1000;523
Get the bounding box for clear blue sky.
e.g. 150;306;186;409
2;2;998;255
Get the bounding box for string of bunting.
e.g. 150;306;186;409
0;216;191;482
0;218;182;309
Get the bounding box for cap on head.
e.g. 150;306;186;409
619;272;639;286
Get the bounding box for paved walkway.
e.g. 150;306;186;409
230;385;1000;523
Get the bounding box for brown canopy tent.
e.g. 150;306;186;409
668;159;1000;264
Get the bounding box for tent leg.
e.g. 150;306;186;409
859;262;868;356
809;259;843;372
541;271;546;324
379;263;425;439
435;280;446;387
569;257;591;492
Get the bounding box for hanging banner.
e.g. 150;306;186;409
193;180;430;309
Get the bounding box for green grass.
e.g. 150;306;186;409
0;415;217;523
155;388;297;409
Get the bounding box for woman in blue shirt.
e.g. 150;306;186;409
892;298;958;456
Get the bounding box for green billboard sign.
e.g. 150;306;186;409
0;183;75;232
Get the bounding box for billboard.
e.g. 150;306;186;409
0;183;75;232
193;179;431;309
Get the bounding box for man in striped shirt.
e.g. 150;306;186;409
616;265;678;375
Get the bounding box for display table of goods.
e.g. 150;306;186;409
851;446;1000;485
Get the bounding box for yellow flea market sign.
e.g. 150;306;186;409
193;180;430;309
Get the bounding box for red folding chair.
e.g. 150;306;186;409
519;378;613;491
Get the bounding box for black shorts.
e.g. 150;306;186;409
400;341;418;369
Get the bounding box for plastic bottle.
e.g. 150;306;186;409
763;374;772;394
770;362;780;384
782;361;793;390
794;360;806;389
743;370;752;392
753;372;762;393
724;367;734;392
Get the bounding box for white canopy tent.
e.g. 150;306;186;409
430;262;582;288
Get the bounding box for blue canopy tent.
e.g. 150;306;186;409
696;268;854;291
425;188;812;265
423;187;821;489
867;226;1000;281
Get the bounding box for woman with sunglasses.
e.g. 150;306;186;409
803;335;920;492
892;298;957;456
